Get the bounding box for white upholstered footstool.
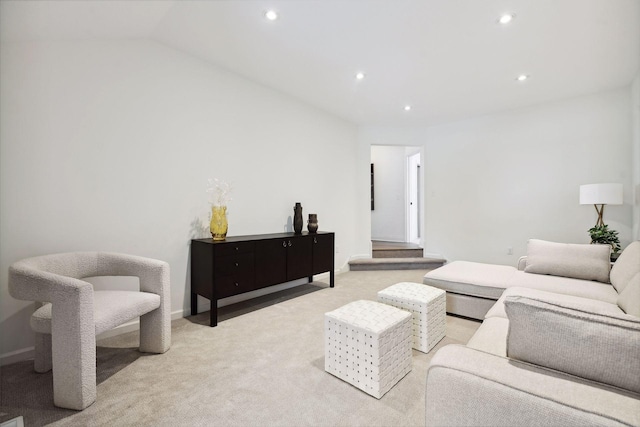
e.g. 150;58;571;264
324;300;412;399
378;282;446;353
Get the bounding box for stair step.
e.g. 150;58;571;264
349;257;446;271
373;248;424;258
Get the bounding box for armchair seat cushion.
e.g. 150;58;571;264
31;291;161;335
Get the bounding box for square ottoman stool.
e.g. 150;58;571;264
378;282;446;353
324;300;412;399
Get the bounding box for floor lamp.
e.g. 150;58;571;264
579;183;623;227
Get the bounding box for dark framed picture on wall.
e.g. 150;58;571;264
371;163;374;210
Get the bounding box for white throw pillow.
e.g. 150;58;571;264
524;239;610;283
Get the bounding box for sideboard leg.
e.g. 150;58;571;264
330;270;335;288
191;292;198;316
210;302;218;327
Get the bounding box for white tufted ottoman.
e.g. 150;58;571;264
378;282;446;353
324;300;412;399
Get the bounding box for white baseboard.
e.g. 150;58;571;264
335;259;353;274
349;253;372;260
423;251;445;260
371;237;406;243
0;416;24;427
0;347;35;367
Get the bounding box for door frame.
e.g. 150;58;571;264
406;151;421;245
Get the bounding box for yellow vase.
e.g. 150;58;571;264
210;205;228;241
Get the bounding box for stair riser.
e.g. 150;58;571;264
350;262;444;271
373;249;424;259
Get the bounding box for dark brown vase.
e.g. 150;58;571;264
307;213;318;233
293;202;303;234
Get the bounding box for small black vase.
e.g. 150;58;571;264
307;213;318;233
293;202;303;234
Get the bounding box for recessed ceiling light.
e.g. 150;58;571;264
404;105;412;111
516;74;529;82
355;72;365;80
264;10;278;21
498;13;515;24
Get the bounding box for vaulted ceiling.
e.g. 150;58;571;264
2;0;639;126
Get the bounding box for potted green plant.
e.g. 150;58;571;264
588;224;621;261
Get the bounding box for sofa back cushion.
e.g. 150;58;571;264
524;239;610;283
505;295;640;394
610;241;640;293
617;272;640;317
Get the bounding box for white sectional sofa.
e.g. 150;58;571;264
423;239;640;426
423;239;620;320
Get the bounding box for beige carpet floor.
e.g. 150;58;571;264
0;270;480;427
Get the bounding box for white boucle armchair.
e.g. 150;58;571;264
8;252;171;410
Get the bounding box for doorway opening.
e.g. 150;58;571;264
370;145;424;256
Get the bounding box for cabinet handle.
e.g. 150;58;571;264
235;282;239;287
282;241;287;248
235;262;239;267
235;246;239;251
314;237;318;244
288;241;292;247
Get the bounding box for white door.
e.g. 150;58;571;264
407;152;421;244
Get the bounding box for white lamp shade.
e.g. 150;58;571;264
579;183;623;205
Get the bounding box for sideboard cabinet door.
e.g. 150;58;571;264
287;235;312;280
255;238;287;288
312;233;334;275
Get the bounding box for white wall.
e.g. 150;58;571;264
1;39;635;363
360;88;634;265
370;145;406;242
632;73;640;240
0;40;360;359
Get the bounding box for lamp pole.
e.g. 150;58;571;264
593;204;605;227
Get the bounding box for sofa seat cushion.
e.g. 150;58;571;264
423;261;619;304
465;317;509;357
509;271;618;303
485;287;625;319
427;345;640;427
505;295;640;394
423;261;517;300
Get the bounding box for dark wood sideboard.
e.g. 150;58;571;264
191;231;335;326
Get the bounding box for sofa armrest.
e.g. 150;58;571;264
425;345;640;427
517;256;527;271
